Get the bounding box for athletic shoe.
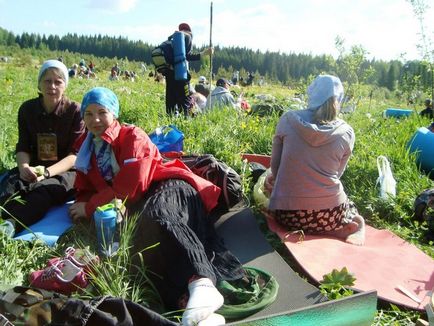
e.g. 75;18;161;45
0;220;15;238
48;247;100;273
29;259;88;295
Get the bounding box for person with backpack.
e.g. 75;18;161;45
69;87;243;326
153;23;213;116
264;75;365;246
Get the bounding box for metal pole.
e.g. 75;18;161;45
209;1;213;108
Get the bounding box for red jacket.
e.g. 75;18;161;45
74;121;221;218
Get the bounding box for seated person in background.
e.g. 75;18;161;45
109;69;119;81
189;86;207;114
69;64;78;78
194;76;210;97
0;59;85;237
154;71;165;83
204;78;239;112
88;61;95;72
70;87;243;326
231;70;239;85
264;74;365;246
420;98;433;119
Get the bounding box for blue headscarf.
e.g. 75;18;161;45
75;87;119;174
80;87;119;118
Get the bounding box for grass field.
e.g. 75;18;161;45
0;47;433;325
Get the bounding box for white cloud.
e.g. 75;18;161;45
41;20;56;28
87;0;138;13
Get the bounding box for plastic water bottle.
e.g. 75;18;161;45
94;204;119;257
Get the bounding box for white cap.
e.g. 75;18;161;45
38;59;69;90
307;75;344;110
198;76;206;83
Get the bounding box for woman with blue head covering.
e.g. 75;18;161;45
70;87;242;326
0;59;85;237
264;74;365;246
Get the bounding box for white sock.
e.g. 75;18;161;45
181;278;224;326
198;313;226;326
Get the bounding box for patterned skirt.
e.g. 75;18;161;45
270;200;358;234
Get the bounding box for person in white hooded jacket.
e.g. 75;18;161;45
204;78;239;111
265;74;365;245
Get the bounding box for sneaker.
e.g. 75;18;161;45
0;220;15;238
48;247;100;273
29;259;88;295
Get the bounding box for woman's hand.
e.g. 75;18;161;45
18;165;38;183
69;202;87;223
264;173;275;196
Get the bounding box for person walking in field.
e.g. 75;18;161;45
161;23;213;116
264;74;365;246
0;59;85;237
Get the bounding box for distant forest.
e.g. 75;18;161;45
0;27;432;94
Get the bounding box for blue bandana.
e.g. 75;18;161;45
75;87;119;175
80;87;119;118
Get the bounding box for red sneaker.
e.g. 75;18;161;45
29;259;88;295
48;247;100;273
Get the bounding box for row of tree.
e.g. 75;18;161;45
0;27;432;97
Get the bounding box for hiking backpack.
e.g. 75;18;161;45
151;36;174;74
180;154;244;213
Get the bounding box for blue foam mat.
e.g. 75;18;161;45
13;202;73;246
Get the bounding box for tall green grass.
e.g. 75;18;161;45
0;46;432;324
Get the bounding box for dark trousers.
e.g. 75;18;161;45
130;179;243;310
164;70;192;116
1;169;76;233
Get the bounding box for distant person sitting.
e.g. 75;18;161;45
205;78;239;112
190;89;207;114
194;76;210;97
231;70;239;85
68;64;78;78
111;63;120;76
246;72;254;86
420;98;433;119
109;69;119;81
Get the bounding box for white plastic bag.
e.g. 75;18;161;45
253;169;271;208
376;155;396;200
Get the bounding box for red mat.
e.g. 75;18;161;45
266;216;434;311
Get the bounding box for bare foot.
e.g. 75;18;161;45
345;215;365;246
318;215;365;246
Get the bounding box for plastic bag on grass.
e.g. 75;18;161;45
376;155;396;200
253;169;271;208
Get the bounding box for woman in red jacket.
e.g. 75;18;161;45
70;87;242;326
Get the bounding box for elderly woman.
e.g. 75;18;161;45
70;87;242;326
265;75;365;245
0;59;84;237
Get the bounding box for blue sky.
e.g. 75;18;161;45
0;0;432;61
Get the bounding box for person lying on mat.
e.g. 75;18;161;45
0;59;85;237
264;74;365;246
69;87;243;326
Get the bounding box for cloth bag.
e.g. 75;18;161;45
376;155;396;200
148;125;184;153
